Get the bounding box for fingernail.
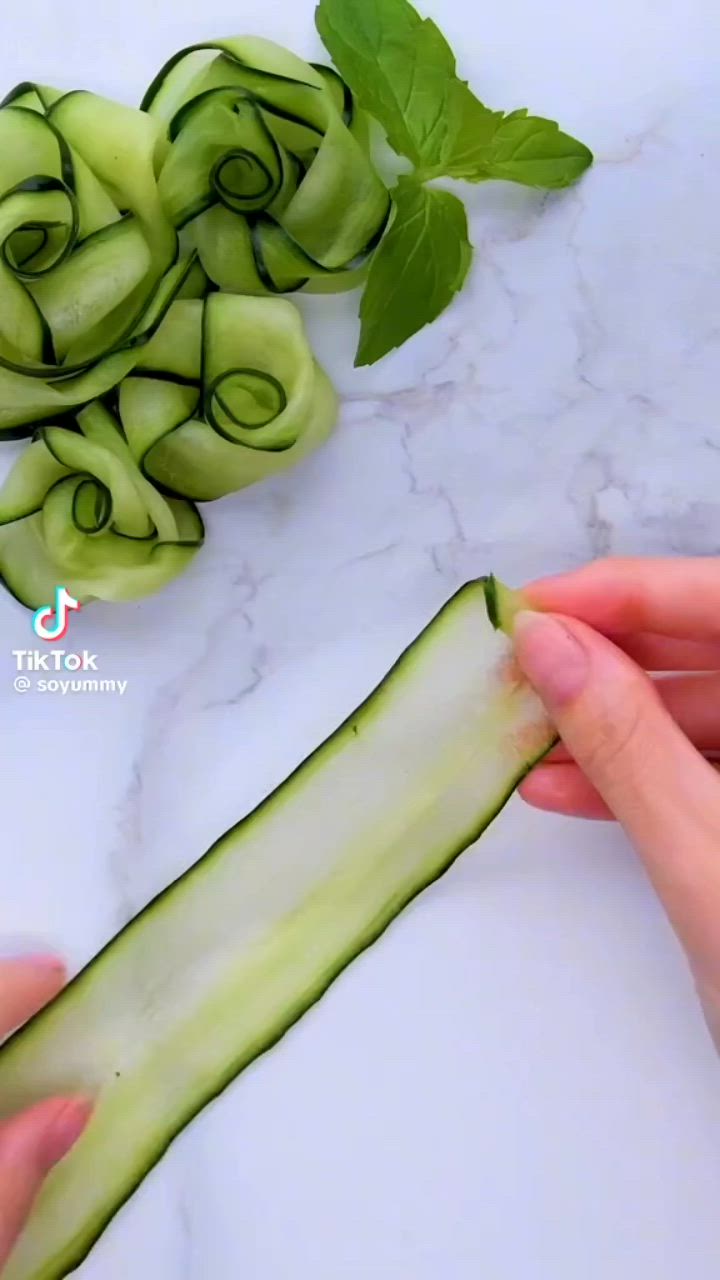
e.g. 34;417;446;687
513;611;590;708
41;1098;93;1169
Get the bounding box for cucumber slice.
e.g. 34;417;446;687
144;37;390;295
120;293;338;500
0;401;203;607
0;577;553;1280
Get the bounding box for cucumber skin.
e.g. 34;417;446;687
483;574;531;635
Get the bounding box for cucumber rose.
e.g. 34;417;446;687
0;294;335;608
143;37;391;295
120;292;338;501
0;403;203;606
0;84;198;435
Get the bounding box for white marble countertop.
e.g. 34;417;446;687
2;0;720;1276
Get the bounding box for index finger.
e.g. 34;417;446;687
525;556;720;641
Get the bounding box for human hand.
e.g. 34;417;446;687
512;557;720;1049
0;957;91;1270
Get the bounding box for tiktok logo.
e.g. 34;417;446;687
32;586;81;642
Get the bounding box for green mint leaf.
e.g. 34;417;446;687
452;108;594;188
356;176;472;366
316;0;592;190
315;0;491;171
435;83;504;179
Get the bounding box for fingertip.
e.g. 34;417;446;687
0;1096;94;1174
0;1094;92;1267
0;954;65;979
519;766;564;811
520;763;614;820
40;1096;93;1169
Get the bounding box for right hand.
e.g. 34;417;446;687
511;557;720;1049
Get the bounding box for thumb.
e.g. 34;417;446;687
514;611;720;984
0;1097;91;1268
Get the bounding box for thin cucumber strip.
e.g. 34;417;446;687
0;105;71;192
48;92;176;270
0;438;69;521
194;202;383;296
28;217;152;360
144;37;390;295
158;89;286;228
141;38;322;121
0;186;71;365
0;82;63;112
310;61;354;126
76;402;180;544
0;577;554;1280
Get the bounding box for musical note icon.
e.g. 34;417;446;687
32;586;82;642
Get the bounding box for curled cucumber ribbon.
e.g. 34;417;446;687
143;37;391;295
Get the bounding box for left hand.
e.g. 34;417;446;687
0;957;91;1272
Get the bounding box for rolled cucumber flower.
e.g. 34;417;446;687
143;37;391;295
0;403;203;607
120;292;338;501
0;82;198;436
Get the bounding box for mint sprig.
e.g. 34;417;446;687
316;0;593;364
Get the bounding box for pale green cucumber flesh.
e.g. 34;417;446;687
1;577;554;1280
